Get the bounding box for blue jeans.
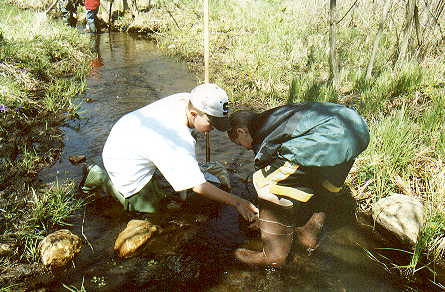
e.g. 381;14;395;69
86;9;98;32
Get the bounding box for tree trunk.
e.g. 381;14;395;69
423;0;445;37
329;0;339;87
366;0;392;80
122;0;128;10
130;0;138;16
397;0;416;63
122;0;138;17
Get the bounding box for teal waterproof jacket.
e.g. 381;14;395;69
249;102;370;169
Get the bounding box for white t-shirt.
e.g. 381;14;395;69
102;93;206;197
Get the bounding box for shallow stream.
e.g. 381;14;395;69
39;32;405;292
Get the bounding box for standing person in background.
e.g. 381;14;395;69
80;83;258;223
84;0;101;33
227;102;370;267
59;0;82;27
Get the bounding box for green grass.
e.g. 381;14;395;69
14;182;84;262
31;183;85;227
0;284;21;292
0;0;91;268
62;278;87;292
0;1;91;116
352;63;424;116
17;146;40;169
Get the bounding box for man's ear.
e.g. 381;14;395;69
237;128;249;135
189;109;198;118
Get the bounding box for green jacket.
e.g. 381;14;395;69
249;102;370;169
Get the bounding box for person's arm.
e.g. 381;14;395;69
192;181;258;222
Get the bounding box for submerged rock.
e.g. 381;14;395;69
372;193;424;246
38;229;82;268
0;242;15;257
114;219;160;258
68;155;86;164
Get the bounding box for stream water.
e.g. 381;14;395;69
38;32;405;292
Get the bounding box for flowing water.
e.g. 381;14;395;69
39;32;405;292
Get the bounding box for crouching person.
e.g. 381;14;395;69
80;83;258;223
227;102;370;266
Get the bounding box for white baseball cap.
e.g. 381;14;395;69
190;83;230;131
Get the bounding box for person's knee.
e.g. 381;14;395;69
266;251;288;266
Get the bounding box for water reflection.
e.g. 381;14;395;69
89;34;104;78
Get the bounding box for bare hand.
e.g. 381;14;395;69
248;220;260;230
234;198;259;222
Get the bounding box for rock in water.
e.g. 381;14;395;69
68;155;86;164
114;219;159;258
39;229;82;268
372;193;424;246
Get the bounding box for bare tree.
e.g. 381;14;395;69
397;0;417;63
130;0;139;16
122;0;138;17
366;0;392;80
419;0;445;58
329;0;339;87
422;0;445;36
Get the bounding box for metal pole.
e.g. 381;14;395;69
204;0;210;162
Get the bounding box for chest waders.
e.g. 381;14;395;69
235;199;295;266
234;160;340;266
80;165;166;213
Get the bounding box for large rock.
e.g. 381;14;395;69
372;193;424;246
0;243;15;257
38;229;82;268
114;219;159;258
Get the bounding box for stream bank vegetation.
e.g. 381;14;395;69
2;0;445;290
0;0;92;285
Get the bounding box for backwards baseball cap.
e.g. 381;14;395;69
190;83;230;131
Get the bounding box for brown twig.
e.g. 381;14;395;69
336;0;360;25
45;0;60;14
165;8;180;29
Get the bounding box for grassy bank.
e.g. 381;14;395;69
0;0;92;270
107;0;444;284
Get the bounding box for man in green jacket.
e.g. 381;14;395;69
228;102;370;267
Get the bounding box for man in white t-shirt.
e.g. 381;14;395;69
80;83;258;222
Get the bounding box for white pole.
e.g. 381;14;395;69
204;0;209;83
204;0;210;162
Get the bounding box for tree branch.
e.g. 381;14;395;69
336;0;360;25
